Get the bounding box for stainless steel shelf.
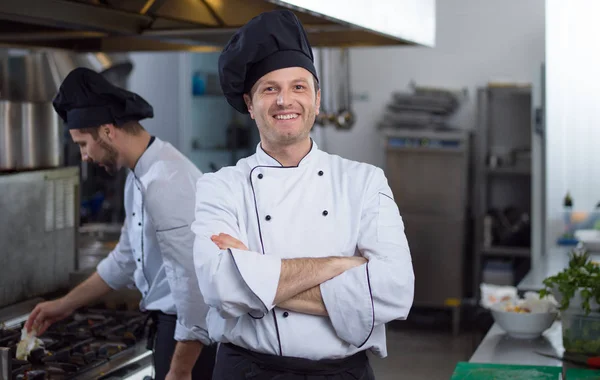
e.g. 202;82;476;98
472;86;534;299
482;246;531;258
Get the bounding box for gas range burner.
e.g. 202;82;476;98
0;307;149;379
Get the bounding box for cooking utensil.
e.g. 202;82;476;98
536;351;600;368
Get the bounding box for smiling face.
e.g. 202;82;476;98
243;67;321;149
69;126;120;175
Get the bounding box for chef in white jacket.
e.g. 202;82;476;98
25;68;216;380
191;9;415;379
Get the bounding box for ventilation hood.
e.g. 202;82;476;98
0;0;435;52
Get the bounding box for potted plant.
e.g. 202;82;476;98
539;247;600;315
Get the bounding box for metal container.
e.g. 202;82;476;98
0;347;10;380
5;52;57;102
0;101;22;170
21;101;63;169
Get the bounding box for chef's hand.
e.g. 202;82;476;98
25;298;74;335
211;233;248;250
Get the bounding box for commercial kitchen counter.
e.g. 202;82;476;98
468;245;600;369
469;321;564;366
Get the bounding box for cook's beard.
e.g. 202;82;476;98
96;138;119;175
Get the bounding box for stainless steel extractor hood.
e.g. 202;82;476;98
0;0;436;52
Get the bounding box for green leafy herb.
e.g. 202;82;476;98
539;248;600;315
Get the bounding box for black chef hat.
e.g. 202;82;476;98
218;9;319;114
52;67;153;130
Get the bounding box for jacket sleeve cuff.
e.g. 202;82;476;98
96;255;132;290
320;263;375;347
174;320;212;345
229;248;281;312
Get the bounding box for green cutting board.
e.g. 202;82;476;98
452;362;562;379
566;368;600;379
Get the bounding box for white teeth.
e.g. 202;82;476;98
275;114;298;120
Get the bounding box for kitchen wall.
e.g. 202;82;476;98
545;0;600;245
127;53;184;149
128;0;545;168
321;0;545;169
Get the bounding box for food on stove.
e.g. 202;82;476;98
16;327;44;360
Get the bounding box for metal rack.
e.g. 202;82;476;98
472;86;533;298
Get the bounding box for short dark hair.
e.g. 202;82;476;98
80;121;144;140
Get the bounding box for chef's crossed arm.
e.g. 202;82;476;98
192;172;366;320
192;168;414;347
319;167;415;347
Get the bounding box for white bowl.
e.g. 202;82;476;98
491;306;558;339
575;229;600;252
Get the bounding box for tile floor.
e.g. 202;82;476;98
369;313;490;379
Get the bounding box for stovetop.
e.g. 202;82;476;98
0;307;151;380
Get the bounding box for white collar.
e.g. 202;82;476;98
133;136;163;177
255;139;318;167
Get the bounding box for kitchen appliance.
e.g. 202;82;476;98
0;101;62;171
0;303;153;380
0;101;21;171
0;51;134;104
20;102;62;170
383;128;472;334
0;167;79;309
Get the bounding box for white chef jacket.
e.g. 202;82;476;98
97;137;211;344
191;140;414;360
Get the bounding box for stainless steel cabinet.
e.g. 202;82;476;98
383;128;472;330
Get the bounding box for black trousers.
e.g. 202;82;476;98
212;343;375;380
148;312;217;380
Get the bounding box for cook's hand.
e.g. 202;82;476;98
165;370;192;380
211;233;248;250
25;299;74;335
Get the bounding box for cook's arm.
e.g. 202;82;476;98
96;221;137;289
319;168;415;347
277;286;328;316
145;164;211;346
193;174;360;319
